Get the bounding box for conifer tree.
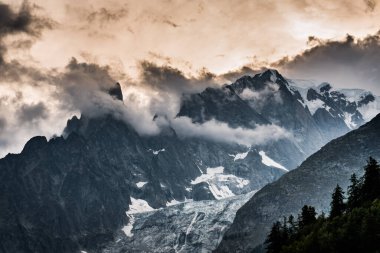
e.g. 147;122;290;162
330;184;345;218
361;157;380;202
287;215;297;236
298;205;316;229
265;221;283;253
347;173;361;210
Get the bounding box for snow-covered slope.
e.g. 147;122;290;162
102;191;256;253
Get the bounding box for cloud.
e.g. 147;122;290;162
138;61;218;94
55;57;120;113
272;31;380;95
0;1;54;64
239;82;283;111
2;0;379;157
86;7;128;25
170;117;292;146
17;102;48;123
0;117;6;130
220;66;266;82
363;0;377;12
0;1;54;85
51;59;292;148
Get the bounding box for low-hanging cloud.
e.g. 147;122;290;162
239;82;283;112
170;117;292;146
51;59;292;147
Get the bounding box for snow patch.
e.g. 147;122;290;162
167;199;182;206
191;166;224;185
191;166;250;199
122;214;135;237
122;197;156;237
128;197;155;214
136;181;147;188
148;148;166;155
339;89;370;103
259;151;288;171
305;99;324;115
208;184;235;199
343;112;357;129
269;69;278;82
229;149;250;161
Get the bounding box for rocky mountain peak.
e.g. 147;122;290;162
255;69;288;85
108;82;123;101
358;93;375;107
21;136;48;153
318;82;332;93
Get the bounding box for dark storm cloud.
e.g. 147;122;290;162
55;57;118;111
0;1;53;44
221;66;266;82
17;102;48;123
0;1;33;37
273;31;380;94
0;1;54;83
139;61;217;94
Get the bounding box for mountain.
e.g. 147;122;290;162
215;113;380;253
179;69;378;169
0;84;285;253
0;70;378;253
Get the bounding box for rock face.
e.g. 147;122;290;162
101;191;256;253
108;83;123;101
215;114;380;253
0;114;285;253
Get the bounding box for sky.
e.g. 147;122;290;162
0;0;380;157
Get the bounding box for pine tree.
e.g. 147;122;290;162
347;173;361;210
298;205;316;229
361;157;380;202
287;215;297;236
281;216;289;242
265;221;283;253
330;184;345;218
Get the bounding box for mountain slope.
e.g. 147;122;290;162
215;113;380;253
0;85;287;253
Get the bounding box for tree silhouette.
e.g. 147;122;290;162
298;205;316;229
265;221;283;253
264;158;380;253
347;173;361;210
330;184;345;218
361;157;380;202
